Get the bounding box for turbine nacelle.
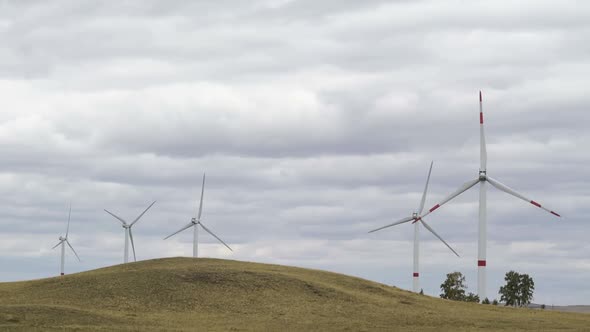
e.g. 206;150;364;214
411;211;423;224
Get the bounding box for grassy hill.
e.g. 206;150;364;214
0;258;588;331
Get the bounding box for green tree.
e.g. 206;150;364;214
440;272;467;301
482;298;490;304
499;271;520;306
492;299;499;305
519;273;535;307
465;292;480;303
499;271;535;307
419;289;424;295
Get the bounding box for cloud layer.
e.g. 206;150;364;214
0;0;588;305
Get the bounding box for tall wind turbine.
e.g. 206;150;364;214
104;201;156;263
164;173;232;257
369;161;460;293
416;91;561;300
52;204;80;276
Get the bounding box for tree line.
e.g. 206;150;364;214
437;270;535;306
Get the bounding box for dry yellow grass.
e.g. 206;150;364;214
0;257;588;331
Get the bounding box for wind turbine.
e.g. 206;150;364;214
52;204;80;276
369;161;460;293
104;201;156;263
164;173;232;257
416;91;561;300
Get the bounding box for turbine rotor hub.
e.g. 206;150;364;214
479;170;487;181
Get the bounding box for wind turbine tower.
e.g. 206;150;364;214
417;91;561;299
104;201;156;263
52;204;80;275
165;173;233;257
369;162;460;292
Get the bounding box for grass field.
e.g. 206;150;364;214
0;257;588;331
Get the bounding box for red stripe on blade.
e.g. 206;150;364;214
413;273;419;277
530;200;541;208
550;211;561;217
478;260;486;267
480;112;484;124
429;204;440;213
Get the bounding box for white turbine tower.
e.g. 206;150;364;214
417;91;561;300
164;173;232;257
52;204;80;276
369;161;460;293
104;201;156;263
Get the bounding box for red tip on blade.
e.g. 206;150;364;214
478;260;486;267
413;273;419;277
479;91;482;102
480;112;484;124
550;211;561;217
530;200;542;208
429;204;440;213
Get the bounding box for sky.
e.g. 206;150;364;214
0;0;588;305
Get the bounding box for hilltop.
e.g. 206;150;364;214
0;257;588;331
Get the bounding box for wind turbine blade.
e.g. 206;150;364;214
164;221;195;240
130;200;156;226
480;91;487;171
420;219;460;257
418;161;434;215
104;209;128;225
420;178;480;220
199;222;233;252
66;203;72;238
66;240;81;262
487;176;561;217
52;240;64;249
129;228;137;262
198;173;206;219
368;216;414;233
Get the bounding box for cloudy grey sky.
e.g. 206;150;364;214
0;0;588;305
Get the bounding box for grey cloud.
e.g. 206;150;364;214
0;0;587;305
